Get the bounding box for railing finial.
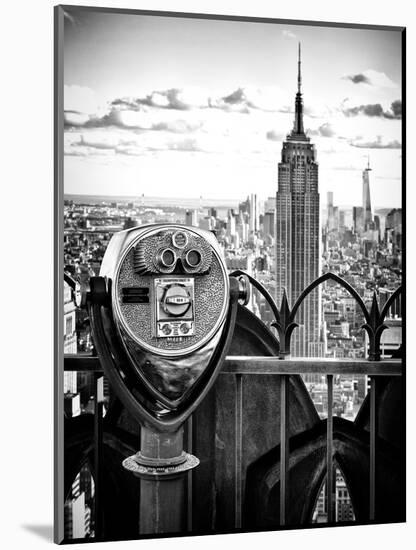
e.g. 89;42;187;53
362;290;388;361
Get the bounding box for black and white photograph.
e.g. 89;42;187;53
55;5;404;544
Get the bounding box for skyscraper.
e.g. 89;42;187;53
185;209;198;226
327;191;339;231
275;44;321;357
353;206;364;235
249;193;259;233
362;158;372;230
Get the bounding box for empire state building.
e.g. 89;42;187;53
275;44;321;357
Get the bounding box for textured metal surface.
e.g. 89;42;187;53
123;329;223;402
123;452;200;480
64;354;403;376
133;228;212;275
115;234;228;356
88;277;240;432
222;357;402;376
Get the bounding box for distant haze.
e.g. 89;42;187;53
65;193;239;209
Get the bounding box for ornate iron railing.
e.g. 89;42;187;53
231;270;402;361
62;272;403;536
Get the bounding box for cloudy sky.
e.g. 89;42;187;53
63;8;402;208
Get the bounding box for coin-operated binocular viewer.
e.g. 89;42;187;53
87;224;249;534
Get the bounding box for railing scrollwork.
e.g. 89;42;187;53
230;270;402;361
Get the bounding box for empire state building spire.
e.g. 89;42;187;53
276;42;319;357
291;42;306;138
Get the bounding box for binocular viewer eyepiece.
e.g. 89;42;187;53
133;228;212;275
87;224;249;434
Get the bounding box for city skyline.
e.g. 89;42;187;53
63;8;402;208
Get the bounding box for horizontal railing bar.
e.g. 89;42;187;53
64;354;402;376
223;357;402;376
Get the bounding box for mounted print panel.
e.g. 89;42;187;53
54;5;405;544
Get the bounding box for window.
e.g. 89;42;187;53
66;316;73;336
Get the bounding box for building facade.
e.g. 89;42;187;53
362;159;373;230
275;44;321;357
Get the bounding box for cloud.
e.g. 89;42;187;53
344;103;384;117
64;135;116;156
344;73;371;85
364;70;398;89
282;30;297;39
63;83;400;164
167;88;209;110
64;103;206;135
222;88;246;105
63;86;294;135
64;110;90;127
350;136;401;149
384;100;402;119
343;100;402;119
332;165;361;171
153;119;203;133
76;133;119;150
64;85;101;116
110;86;289;115
266;130;284;141
214;88;251;113
65;148;115;157
64;147;89;157
168;138;202;152
308;123;336;138
391;100;402;117
318;123;336;138
111;88;210;111
216;86;292;113
65;131;144;157
93;108;154;129
342;69;397;89
94;108;204;133
63;126;211;157
115;146;144;156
